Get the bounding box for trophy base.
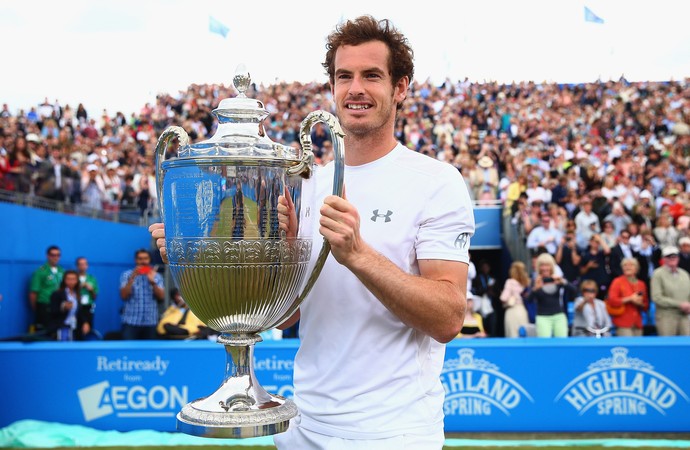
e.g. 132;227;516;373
175;333;297;438
177;395;297;438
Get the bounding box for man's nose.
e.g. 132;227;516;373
348;75;365;95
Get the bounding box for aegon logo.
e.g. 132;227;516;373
77;381;188;422
555;347;689;416
441;348;533;416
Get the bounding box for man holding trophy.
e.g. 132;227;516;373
151;15;474;450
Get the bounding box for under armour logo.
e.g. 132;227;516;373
454;233;470;250
371;209;393;223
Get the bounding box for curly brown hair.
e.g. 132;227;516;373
322;15;414;108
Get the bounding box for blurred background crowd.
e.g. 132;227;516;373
2;75;690;339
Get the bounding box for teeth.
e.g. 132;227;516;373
347;104;370;110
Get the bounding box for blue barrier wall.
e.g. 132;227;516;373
0;203;502;341
1;338;688;433
0;203;153;339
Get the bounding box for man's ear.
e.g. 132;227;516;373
395;76;410;104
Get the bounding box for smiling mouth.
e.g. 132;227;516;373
346;104;371;110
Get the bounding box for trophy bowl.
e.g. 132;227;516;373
155;66;344;438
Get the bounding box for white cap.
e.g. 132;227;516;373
86;164;98;172
662;246;680;257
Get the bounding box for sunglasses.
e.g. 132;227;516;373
582;288;597;293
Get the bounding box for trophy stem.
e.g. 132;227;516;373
176;332;297;438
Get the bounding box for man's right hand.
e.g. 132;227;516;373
149;223;168;264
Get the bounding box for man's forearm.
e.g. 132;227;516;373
345;245;466;344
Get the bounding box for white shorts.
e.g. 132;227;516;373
273;417;444;450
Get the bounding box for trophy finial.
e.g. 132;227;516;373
233;64;251;97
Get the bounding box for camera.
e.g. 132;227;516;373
138;265;152;275
543;277;554;283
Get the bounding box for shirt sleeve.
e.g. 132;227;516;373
416;165;475;263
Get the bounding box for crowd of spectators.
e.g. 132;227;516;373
3;74;690;338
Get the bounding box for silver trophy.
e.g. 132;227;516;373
155;66;344;438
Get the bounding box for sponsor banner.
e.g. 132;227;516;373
442;340;690;432
1;338;689;432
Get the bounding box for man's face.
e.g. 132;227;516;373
135;252;151;266
47;248;61;266
331;41;407;138
665;254;679;269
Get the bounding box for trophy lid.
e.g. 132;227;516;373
176;64;299;161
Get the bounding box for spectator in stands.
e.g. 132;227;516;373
6;137;33;193
529;252;576;338
504;174;527;215
81;164;105;211
157;288;207;339
550;174;569;208
608;229;639;280
29;245;65;334
579;233;611;297
119;249;164;340
599;220;618;249
546;202;568;234
678;236;690;274
76;256;99;331
650;246;690;336
133;163;157;216
499;261;530;338
49;269;92;340
554;225;582;285
603;201;632;237
469;154;499;203
574;196;600;250
518;195;541;235
525;175;550;205
607;257;649;337
571;279;612;337
102;161;122;212
36;146;72;201
627;222;642;253
456;294;486;339
653;213;679;249
120;174;138;212
632;192;655;230
472;259;498;336
526;212;563;256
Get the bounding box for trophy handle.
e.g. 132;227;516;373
154;126;190;215
273;110;345;327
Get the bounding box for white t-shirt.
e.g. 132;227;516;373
293;143;475;439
